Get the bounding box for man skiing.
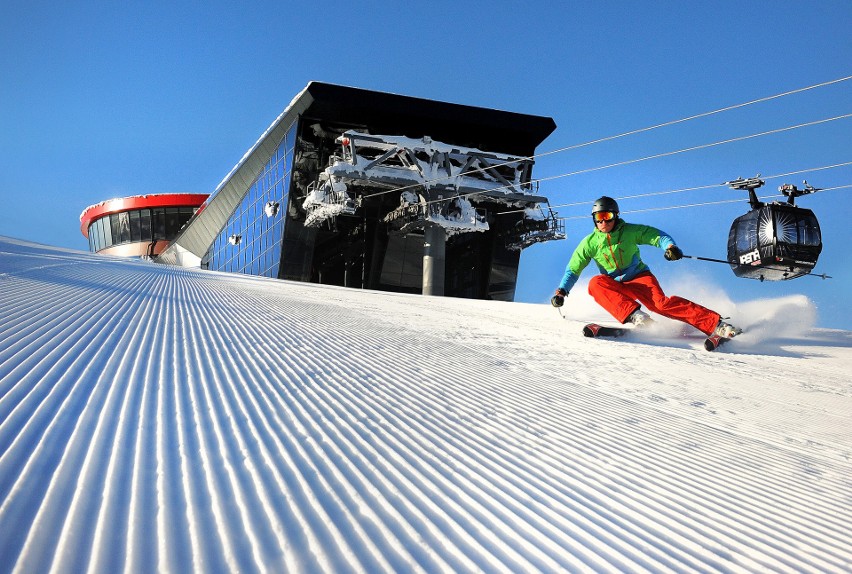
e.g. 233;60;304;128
551;196;741;339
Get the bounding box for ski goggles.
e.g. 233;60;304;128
593;211;616;223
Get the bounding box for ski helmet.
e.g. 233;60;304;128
591;196;619;215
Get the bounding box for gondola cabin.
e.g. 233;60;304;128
725;177;822;281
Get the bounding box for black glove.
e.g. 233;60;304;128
551;288;566;307
665;245;683;261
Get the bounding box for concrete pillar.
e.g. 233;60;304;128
422;224;446;296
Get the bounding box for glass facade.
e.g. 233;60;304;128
88;207;196;252
180;83;558;300
202;120;297;278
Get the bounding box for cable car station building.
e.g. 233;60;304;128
114;83;562;299
80;193;209;258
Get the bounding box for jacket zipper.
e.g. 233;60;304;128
605;232;621;269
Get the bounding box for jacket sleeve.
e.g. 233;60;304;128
635;224;675;251
558;235;594;293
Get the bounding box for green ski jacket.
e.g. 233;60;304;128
558;220;675;293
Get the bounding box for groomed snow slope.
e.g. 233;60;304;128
1;236;850;573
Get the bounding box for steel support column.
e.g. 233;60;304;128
422;224;446;296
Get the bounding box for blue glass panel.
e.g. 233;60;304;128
129;210;141;242
89;220;98;251
109;214;119;245
118;212;131;244
101;216;111;248
140;209;152;241
204;119;296;278
153;209;166;239
164;208;179;238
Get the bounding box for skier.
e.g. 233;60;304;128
551;196;741;339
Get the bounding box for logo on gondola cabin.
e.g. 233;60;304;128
739;249;761;265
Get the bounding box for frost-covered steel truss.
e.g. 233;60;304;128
302;179;360;228
383;195;489;236
505;205;566;251
302;131;557;236
329;131;534;195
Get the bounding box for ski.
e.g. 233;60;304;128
583;323;628;338
585;322;737;352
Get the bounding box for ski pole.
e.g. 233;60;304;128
682;254;832;280
683;254;732;265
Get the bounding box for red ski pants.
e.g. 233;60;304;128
588;272;720;335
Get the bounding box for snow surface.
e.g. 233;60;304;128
0;236;850;573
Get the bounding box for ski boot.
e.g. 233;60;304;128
627;309;654;328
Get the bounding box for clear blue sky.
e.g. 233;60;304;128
2;1;850;329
